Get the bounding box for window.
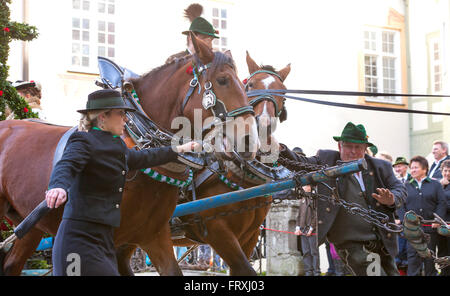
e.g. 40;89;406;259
428;36;443;123
430;40;442;93
363;29;402;104
211;7;228;52
71;0;116;72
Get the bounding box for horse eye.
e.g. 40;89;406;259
216;77;228;86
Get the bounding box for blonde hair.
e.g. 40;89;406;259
78;109;108;132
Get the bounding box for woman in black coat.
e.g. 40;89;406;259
438;160;450;276
404;156;447;276
45;89;200;276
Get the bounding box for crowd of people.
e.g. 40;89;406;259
286;123;449;276
383;141;449;276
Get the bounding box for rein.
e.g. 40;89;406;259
247;89;450;116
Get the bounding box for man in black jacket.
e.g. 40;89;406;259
428;141;450;180
280;122;406;276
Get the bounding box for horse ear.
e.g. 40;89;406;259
190;32;214;64
278;63;291;82
224;50;233;59
246;51;260;74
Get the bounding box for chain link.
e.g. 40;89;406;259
172;161;402;234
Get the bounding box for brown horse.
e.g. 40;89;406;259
114;52;291;276
0;34;257;275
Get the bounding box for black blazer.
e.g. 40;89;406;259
444;184;450;220
280;144;406;257
48;128;178;227
429;155;450;180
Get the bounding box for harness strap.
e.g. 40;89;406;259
245;70;285;118
180;79;198;115
226;106;255;117
245;70;282;83
249;95;282;117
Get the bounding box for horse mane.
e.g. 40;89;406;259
133;51;236;87
131;55;192;88
260;65;277;73
207;51;236;80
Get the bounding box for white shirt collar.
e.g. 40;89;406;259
434;155;447;165
414;177;427;189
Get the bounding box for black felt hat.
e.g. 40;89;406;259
77;89;136;114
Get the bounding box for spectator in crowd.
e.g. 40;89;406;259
428;141;450;180
295;186;320;276
438;159;450;276
198;244;212;268
377;151;393;164
393;157;411;184
165;3;219;64
368;145;378;157
324;241;337;276
392;157;410;272
329;242;349;276
404;156;447;276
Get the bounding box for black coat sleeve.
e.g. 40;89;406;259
445;187;450;214
126;146;178;170
435;184;447;219
48;132;92;192
279;143;320;164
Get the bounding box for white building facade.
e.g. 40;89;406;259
7;0;450;275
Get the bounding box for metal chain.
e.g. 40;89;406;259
277;156;327;172
277;155;403;233
172;175;401;234
174;155;430;240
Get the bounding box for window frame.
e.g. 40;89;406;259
70;0;116;74
207;4;229;52
362;27;402;105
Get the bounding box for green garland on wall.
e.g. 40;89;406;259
0;0;39;120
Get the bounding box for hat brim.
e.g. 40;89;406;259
77;106;136;114
392;161;409;167
182;30;219;38
14;82;37;90
333;136;374;147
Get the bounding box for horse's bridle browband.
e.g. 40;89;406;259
180;60;255;121
244;70;286;118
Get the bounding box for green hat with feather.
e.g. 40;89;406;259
333;122;374;146
182;4;219;39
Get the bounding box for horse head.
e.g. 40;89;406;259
244;51;291;137
130;34;259;161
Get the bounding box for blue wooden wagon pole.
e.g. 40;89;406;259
172;158;367;218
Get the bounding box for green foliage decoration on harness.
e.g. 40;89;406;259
0;0;39;121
